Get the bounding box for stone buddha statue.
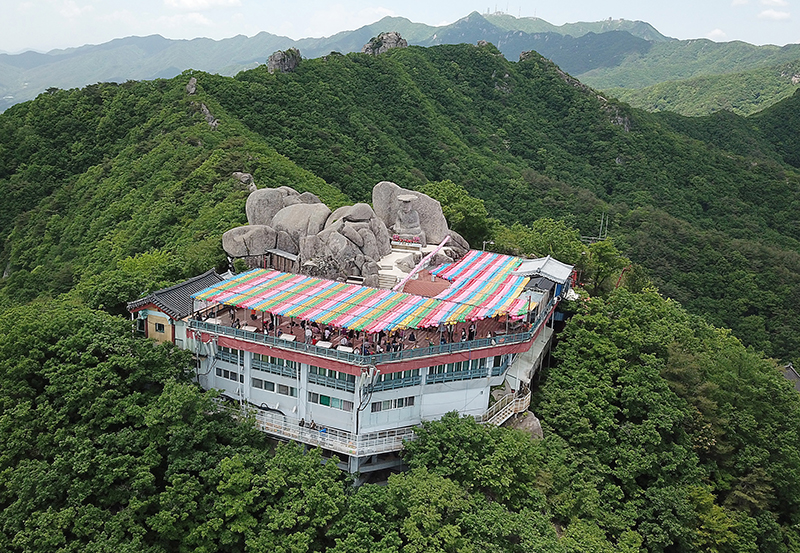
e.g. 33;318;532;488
392;194;426;246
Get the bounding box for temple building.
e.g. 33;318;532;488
128;181;574;474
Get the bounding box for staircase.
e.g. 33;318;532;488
378;273;398;289
477;389;532;427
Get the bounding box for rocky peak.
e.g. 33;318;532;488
361;32;408;55
267;48;301;74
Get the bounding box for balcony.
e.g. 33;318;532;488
233;388;531;457
248;408;416;457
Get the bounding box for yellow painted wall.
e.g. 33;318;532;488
147;313;173;344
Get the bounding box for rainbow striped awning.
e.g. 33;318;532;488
192;251;533;333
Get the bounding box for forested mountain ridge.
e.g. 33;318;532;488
1;43;799;363
2;11;798;116
1;43;800;552
608;59;800;117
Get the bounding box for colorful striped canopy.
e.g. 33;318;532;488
192;251;532;333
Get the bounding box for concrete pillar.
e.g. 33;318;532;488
298;362;308;420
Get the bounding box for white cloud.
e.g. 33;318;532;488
156;12;213;27
760;0;789;5
60;0;93;19
758;8;792;18
706;28;727;40
98;9;138;24
164;0;241;11
303;5;397;38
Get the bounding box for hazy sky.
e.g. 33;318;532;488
2;0;797;53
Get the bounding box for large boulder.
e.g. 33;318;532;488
246;188;288;226
276;230;298;255
297;191;321;204
362;32;408;55
267;48;301;74
222;225;276;258
372;181;450;244
326;202;375;228
447;229;471;255
272;203;332;250
232;171;253;185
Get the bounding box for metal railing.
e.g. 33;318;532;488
188;297;557;367
308;372;356;392
252;358;299;379
426;367;488;384
475;389;532;426
249;408;417;457
367;375;422;392
221;386;532;458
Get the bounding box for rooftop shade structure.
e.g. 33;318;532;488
192;251;534;333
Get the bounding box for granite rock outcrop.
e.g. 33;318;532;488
223;181;469;286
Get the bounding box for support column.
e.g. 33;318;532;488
243;350;252;404
298;362;308;420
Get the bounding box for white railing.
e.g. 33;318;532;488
476;389;532;426
222;390;531;459
248;408;416;457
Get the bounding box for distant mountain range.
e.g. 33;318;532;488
1;11;798;115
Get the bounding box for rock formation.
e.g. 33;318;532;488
199;103;218;129
186;77;197;95
222;181;469;287
267;48;301;74
231;172;253;185
361;32;408;55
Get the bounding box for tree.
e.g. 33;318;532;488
418;179;493;246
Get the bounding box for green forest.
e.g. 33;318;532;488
608;59;800;117
1;42;800;551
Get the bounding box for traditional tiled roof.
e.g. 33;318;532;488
192;251;536;333
127;269;225;320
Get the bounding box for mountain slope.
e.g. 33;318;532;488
578;39;800;89
607;59;800;116
0;75;346;310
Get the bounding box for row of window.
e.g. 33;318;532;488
429;358;487;374
309;365;356;383
217;351;507;389
216;367;244;383
308;392;354;412
376;368;420;382
253;353;297;369
371;396;415;412
252;377;298;397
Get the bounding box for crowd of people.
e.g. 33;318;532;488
195;306;531;356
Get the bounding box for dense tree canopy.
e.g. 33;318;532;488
1;42;799;552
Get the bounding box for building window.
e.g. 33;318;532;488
155;323;165;333
308;365;357;391
371;396;415;412
379;369;420;382
217;368;243;383
252;353;298;378
277;384;297;397
308;391;353;411
252;377;275;392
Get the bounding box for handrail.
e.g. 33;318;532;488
189;296;558;367
475;389;532;426
220;388;531;457
246;407;416;457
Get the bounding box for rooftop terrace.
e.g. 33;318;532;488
192;250;539;335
